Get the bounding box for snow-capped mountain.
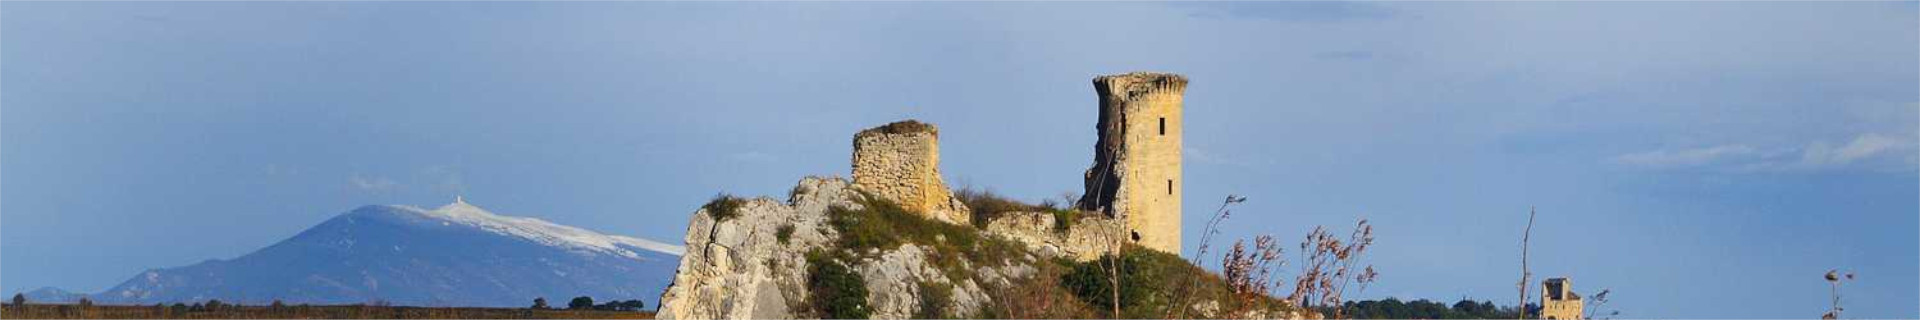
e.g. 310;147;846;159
86;198;683;307
18;287;85;304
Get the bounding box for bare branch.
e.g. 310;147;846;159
1519;206;1535;320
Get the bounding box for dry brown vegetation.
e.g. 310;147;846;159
953;186;1056;227
978;256;1100;319
0;303;652;319
1186;195;1379;319
856;119;938;137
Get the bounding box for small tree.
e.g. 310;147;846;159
625;299;645;311
568;296;594;310
204;299;224;311
10;293;24;306
531;297;550;310
77;297;94;308
808;252;871;319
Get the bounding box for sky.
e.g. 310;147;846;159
3;1;1915;318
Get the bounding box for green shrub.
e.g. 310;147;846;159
1059;245;1202;318
827;195;980;253
826;194;1025;284
776;224;796;245
973;258;1100;319
1049;208;1080;233
1054;244;1298;319
703;194;746;222
806;250;871;319
914;281;953;319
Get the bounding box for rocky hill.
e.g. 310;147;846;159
653;176;1307;319
655;76;1309;319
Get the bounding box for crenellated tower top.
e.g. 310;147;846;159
1093;72;1188;102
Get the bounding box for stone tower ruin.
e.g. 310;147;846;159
851;120;971;225
1541;278;1585;320
1077;72;1185;253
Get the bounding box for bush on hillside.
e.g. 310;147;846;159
1060;245;1295;319
703;194;746;222
914;281;953;319
827;193;1025;281
806;250;871;319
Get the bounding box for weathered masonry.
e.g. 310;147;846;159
1541;278;1585;320
1077;72;1185;254
850;120;971;225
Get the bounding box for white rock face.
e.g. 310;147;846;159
656;177;848;320
850;244;996;319
660;175;1305;320
656;177;1034;320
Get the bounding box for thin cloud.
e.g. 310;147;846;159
1187;146;1265;167
726;151;777;163
419;166;468;196
1177;2;1396;22
1314;50;1376;61
350;174;400;193
1802;133;1902;166
1610;145;1757;168
1613;133;1916;173
263;164;298;176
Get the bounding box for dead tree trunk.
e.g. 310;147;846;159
1518;206;1535;320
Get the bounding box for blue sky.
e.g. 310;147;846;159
3;2;1914;318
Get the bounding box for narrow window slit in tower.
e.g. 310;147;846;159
1167;179;1173;195
1159;117;1166;135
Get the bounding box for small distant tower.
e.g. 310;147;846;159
1077;72;1185;253
1541;278;1585;320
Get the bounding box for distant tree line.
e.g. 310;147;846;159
1335;298;1538;319
530;296;644;312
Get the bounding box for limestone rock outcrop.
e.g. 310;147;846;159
655;177;847;320
655;177;1028;320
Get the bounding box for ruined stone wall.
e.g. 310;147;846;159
1540;278;1585;320
851;120;970;225
1077;72;1186;254
982;211;1128;262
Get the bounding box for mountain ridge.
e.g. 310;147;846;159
23;199;682;308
